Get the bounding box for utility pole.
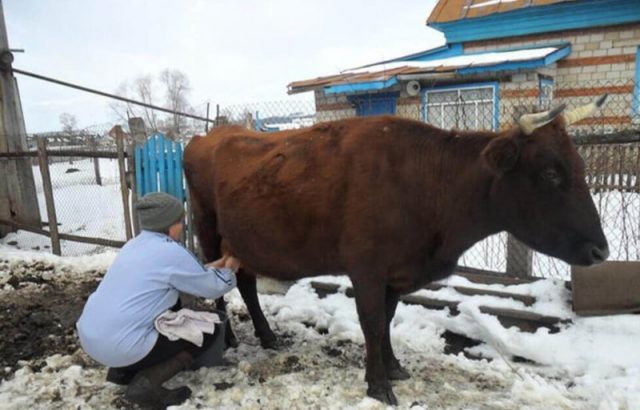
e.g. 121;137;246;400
0;0;41;236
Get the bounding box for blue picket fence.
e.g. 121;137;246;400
135;133;185;201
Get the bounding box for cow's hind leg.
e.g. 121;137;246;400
237;271;278;349
352;280;397;405
190;196;238;348
384;288;409;380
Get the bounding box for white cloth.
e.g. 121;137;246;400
154;308;221;347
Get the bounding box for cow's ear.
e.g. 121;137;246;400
482;136;520;174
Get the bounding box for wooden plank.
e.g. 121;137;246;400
0;150;124;159
0;217;49;237
158;134;167;192
0;7;41;236
424;283;536;306
144;138;151;194
36;137;61;255
311;281;535;307
88;138;102;186
149;135;157;191
0;150;37;158
478;306;569;333
454;269;541;286
128;117;146;204
506;234;532;278
114;127;133;240
175;143;184;200
57;232;125;248
167;139;175;195
126;142;140;236
309;280;564;333
400;294;460;313
0;218;125;248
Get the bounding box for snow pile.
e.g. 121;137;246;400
0;247;115;291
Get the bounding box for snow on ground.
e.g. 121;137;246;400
0;250;639;409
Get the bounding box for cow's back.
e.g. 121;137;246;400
184;118;434;279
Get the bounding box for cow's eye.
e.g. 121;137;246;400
540;169;561;186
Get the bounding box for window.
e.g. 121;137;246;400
348;92;398;117
424;85;496;131
540;78;554;109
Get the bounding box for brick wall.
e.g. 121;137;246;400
465;23;640;132
311;24;639;133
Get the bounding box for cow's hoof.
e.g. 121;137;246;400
260;335;278;350
367;384;398;405
387;363;410;380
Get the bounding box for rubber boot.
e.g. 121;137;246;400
125;351;194;409
106;367;135;385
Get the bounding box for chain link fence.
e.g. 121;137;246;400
1;124;129;255
3;81;638;278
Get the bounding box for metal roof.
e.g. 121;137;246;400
427;0;577;24
288;44;570;94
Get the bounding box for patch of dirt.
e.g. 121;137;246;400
0;259;101;380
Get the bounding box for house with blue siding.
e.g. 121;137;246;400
288;0;640;134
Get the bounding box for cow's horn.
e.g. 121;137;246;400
518;103;567;135
562;94;609;126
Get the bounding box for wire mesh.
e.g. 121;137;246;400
3;80;638;277
1;124;129;255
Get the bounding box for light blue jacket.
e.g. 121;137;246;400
76;230;236;367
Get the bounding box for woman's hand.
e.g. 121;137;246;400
206;255;228;269
206;255;241;272
224;256;241;272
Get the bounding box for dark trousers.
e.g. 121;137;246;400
108;299;217;381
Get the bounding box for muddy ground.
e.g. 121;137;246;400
0;259;100;381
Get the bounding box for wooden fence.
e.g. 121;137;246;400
0;126;133;255
578;142;640;193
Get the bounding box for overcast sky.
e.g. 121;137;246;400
6;0;444;132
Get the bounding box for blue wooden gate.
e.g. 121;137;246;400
135;133;185;201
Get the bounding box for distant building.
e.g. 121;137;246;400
288;0;640;134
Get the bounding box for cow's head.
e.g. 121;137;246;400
482;95;609;266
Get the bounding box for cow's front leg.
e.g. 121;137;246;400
384;288;410;380
352;280;397;405
237;270;278;348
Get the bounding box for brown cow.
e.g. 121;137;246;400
184;95;609;405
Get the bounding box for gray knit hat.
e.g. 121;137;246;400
136;192;184;232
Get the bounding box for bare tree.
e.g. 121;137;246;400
110;70;195;139
109;82;136;125
59;112;77;134
135;75;160;132
160;69;193;137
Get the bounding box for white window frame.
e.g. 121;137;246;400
423;83;498;131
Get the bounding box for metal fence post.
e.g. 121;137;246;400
36;137;61;255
